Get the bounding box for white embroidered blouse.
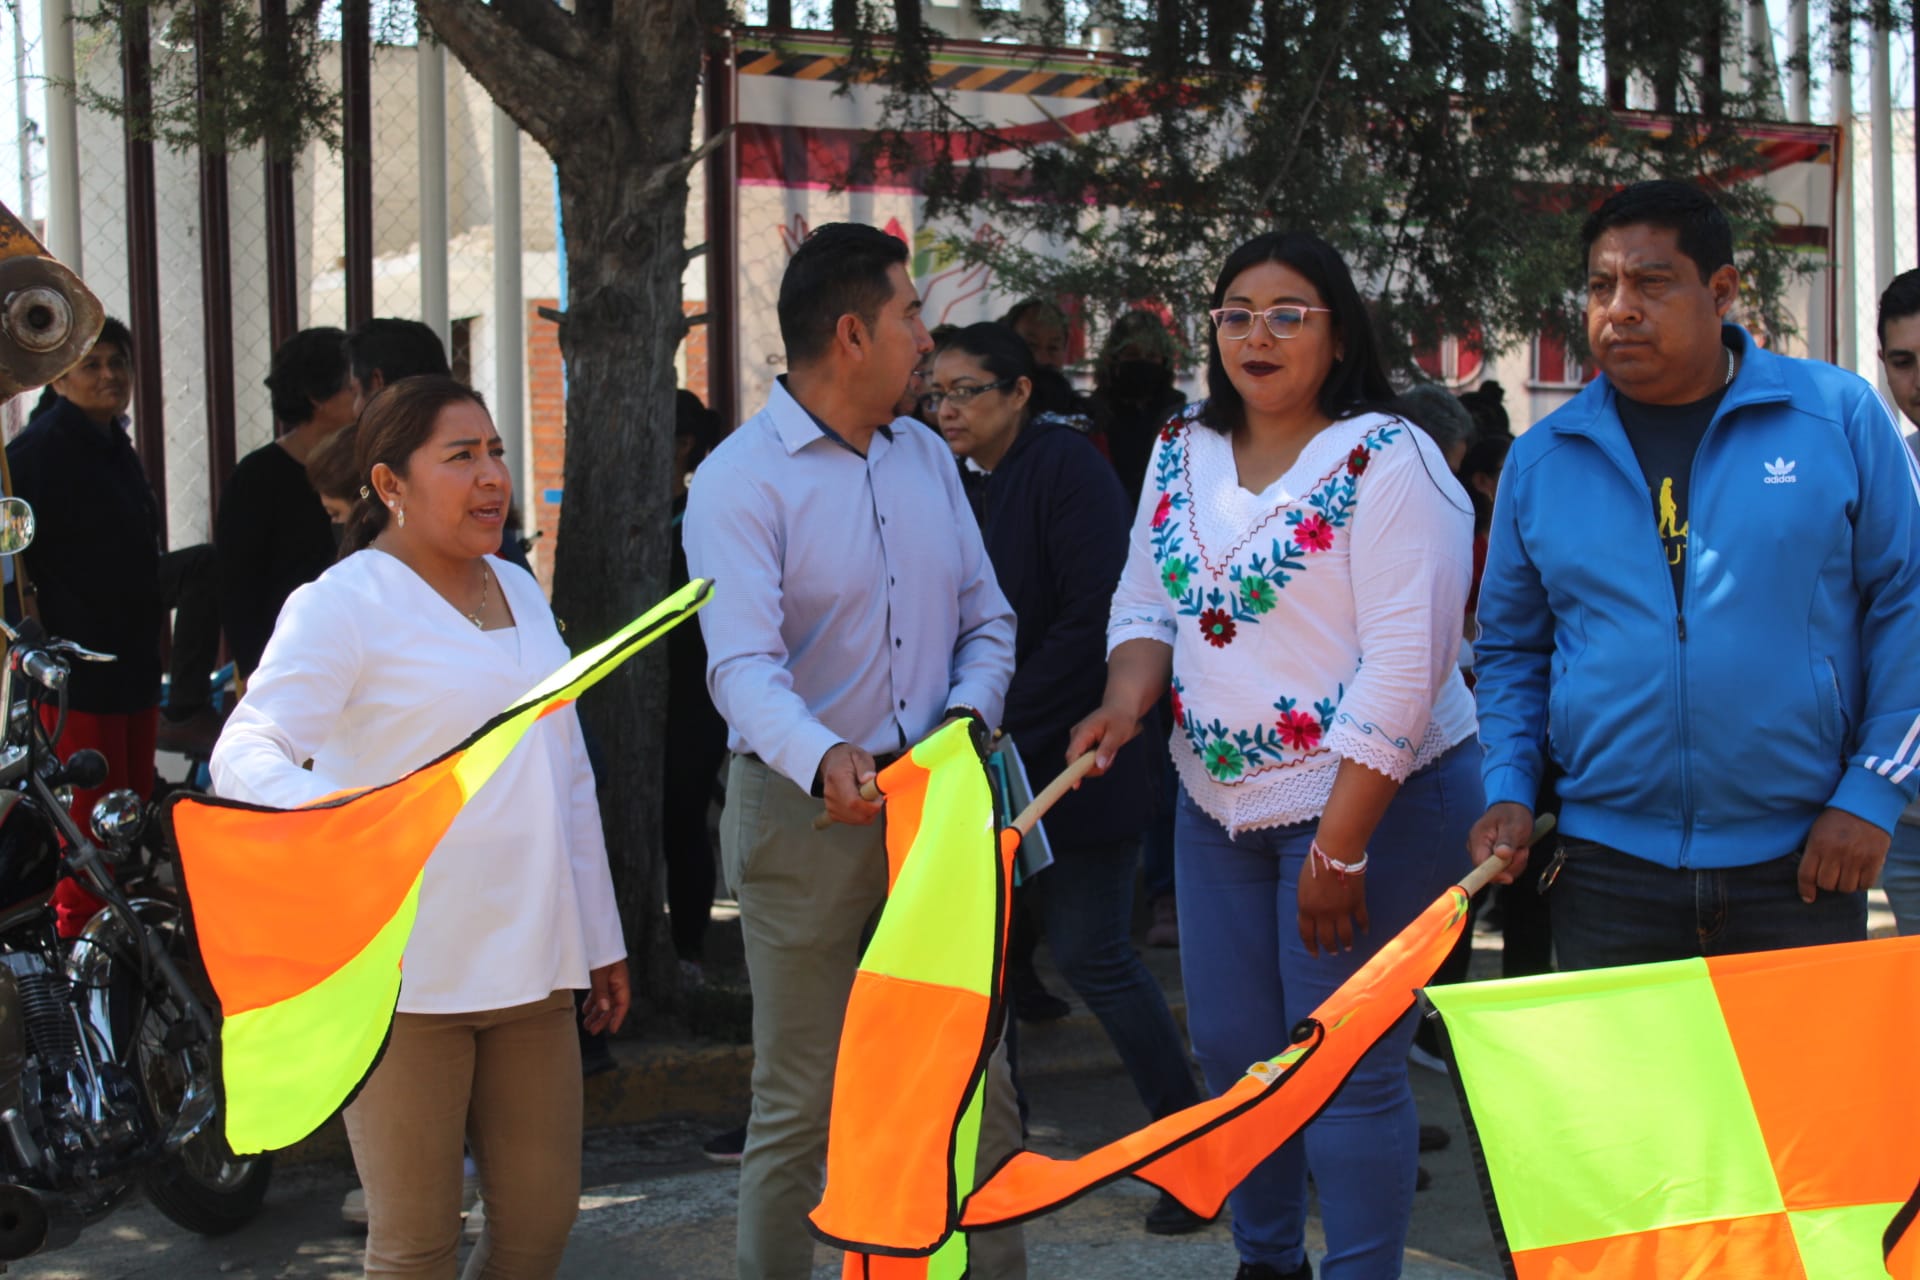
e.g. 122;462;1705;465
1107;406;1479;835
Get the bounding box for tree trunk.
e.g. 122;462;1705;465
419;0;707;1010
547;137;700;1013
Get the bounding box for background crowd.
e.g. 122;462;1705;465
8;177;1920;1280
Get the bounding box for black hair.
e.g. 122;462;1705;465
1580;180;1734;282
347;318;451;388
1200;231;1393;435
1458;433;1512;534
266;326;351;425
1879;268;1920;348
936;322;1050;418
778;223;909;367
34;316;134;420
341;376;490;556
675;388;722;472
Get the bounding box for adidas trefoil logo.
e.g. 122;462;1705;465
1763;457;1798;485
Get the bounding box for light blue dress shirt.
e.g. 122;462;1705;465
683;378;1016;793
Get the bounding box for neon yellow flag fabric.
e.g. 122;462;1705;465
1428;936;1920;1279
168;580;712;1154
807;719;1008;1279
809;717;1475;1275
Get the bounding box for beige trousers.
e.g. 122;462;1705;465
723;753;1026;1280
342;990;583;1280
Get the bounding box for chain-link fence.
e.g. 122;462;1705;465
16;4;727;581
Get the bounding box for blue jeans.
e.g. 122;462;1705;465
1884;823;1920;937
1141;756;1178;901
1033;838;1202;1120
1549;838;1869;970
1175;741;1480;1278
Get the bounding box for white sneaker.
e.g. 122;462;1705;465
464;1198;486;1239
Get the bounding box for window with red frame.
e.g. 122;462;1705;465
1412;326;1485;387
1531;328;1596;388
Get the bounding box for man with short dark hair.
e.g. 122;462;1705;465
1878;268;1920;444
685;224;1023;1279
216;326;356;678
346;317;451;411
1470;179;1920;969
1875;268;1920;935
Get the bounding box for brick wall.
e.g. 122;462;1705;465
523;300;716;592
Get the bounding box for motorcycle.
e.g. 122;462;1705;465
0;497;270;1267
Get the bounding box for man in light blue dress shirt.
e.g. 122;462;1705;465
684;223;1022;1280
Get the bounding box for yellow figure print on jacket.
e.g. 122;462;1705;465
1657;475;1688;567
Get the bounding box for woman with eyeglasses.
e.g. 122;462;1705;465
930;322;1208;1237
1068;232;1481;1280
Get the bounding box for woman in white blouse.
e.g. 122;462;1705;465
211;376;627;1279
1069;232;1480;1280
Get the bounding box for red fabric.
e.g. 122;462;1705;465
41;706;156;937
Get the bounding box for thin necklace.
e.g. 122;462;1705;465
466;563;490;629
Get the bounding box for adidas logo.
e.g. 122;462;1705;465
1763;457;1798;485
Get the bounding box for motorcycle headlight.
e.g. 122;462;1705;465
87;789;140;849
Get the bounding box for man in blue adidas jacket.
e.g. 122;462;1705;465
1469;180;1920;969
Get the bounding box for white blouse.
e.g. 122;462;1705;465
1108;408;1479;835
210;549;625;1015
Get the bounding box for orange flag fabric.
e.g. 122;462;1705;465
168;581;711;1154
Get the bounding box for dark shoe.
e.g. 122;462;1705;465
1013;984;1071;1024
1145;894;1180;948
1143;1190;1213;1235
1234;1261;1312;1280
702;1124;747;1164
1417;1164;1433;1191
1418;1122;1451;1152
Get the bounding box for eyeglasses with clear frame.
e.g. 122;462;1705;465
921;378;1014;411
1208;305;1333;341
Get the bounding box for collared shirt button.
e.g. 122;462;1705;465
895;638;902;647
898;699;907;709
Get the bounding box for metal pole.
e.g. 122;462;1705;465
704;36;737;428
1834;2;1856;369
491;106;525;507
1871;21;1893;306
261;0;298;351
417;38;449;349
196;0;235;504
14;3;33;227
121;8;165;538
341;0;372;328
41;0;78;269
1789;0;1810;120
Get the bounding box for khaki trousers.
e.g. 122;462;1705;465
723;753;1026;1280
343;990;583;1280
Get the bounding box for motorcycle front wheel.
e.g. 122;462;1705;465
129;907;273;1236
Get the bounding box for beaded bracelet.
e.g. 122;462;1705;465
1309;839;1369;881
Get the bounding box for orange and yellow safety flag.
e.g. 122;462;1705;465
808;719;1013;1279
1428;936;1920;1279
166;580;711;1155
809;720;1477;1272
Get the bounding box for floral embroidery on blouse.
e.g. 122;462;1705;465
1149;420;1402;647
1173;679;1341;781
